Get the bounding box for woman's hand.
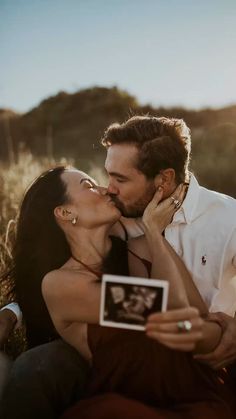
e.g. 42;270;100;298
142;183;187;234
145;307;204;352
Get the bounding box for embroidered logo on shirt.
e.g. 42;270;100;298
201;255;207;265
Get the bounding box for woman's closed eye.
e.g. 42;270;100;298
81;178;98;189
87;182;97;189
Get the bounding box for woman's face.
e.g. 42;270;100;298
61;169;121;228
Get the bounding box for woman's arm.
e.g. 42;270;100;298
145;231;189;309
142;185;190;309
42;269;101;325
159;237;208;315
140;185;222;353
128;235;222;353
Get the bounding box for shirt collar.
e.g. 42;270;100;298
172;173;200;225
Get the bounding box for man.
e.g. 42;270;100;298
2;115;236;417
102;115;236;371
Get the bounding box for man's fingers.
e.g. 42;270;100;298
206;312;231;331
196;354;236;370
195;347;234;364
209;312;231;322
194;313;236;369
211;354;236;370
194;342;230;363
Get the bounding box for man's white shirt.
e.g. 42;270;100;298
0;302;22;328
122;174;236;316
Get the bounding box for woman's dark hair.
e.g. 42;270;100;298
13;166;71;347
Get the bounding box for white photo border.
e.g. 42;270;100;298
100;274;169;331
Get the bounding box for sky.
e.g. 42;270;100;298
1;0;236;113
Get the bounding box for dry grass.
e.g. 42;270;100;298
0;152;75;355
0;152;107;356
0;152;107;294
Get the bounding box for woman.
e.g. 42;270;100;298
12;166;235;418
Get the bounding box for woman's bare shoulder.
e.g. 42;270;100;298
43;266;72;282
42;267;90;299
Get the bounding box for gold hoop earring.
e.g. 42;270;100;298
71;217;78;225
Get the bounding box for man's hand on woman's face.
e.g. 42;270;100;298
194;312;236;369
142;183;187;235
0;309;17;347
145;307;204;352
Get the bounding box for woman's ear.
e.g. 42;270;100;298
54;207;72;222
154;169;176;194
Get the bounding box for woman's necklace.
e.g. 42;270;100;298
71;254;103;278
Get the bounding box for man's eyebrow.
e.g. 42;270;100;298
106;171;129;180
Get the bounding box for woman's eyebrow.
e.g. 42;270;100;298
80;178;96;185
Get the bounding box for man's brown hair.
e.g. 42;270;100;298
101;116;191;184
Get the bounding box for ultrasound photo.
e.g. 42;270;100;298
100;275;169;331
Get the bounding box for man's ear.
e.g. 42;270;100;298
54;206;72;222
154;169;176;191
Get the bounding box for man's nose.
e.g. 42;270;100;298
107;182;119;195
98;186;108;195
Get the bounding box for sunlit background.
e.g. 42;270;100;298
1;0;236;112
0;0;236;353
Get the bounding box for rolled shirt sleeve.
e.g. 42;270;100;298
0;302;22;329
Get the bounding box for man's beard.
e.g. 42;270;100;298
110;185;156;218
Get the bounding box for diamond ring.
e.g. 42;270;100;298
177;320;192;333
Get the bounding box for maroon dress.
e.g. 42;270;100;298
62;237;235;419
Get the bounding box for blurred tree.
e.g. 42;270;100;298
191;123;236;196
0;87;235;196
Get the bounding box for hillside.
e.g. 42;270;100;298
0;86;235;196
